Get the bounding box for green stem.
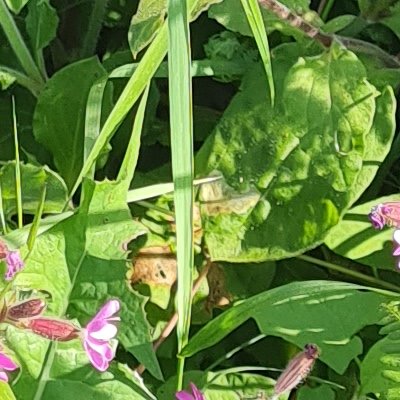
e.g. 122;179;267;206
0;0;44;85
0;66;42;97
297;255;400;292
33;343;56;400
12;97;23;229
320;0;335;21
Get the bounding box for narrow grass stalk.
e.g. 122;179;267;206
168;0;194;389
11;97;22;229
320;0;336;21
0;0;44;85
297;255;400;292
0;183;7;234
26;184;47;255
240;0;275;105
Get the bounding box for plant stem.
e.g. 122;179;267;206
0;0;44;85
320;0;336;21
12;97;22;229
297;255;400;292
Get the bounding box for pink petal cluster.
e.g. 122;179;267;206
369;202;400;270
82;299;120;371
23;299;120;372
0;239;24;281
0;351;18;382
176;383;205;400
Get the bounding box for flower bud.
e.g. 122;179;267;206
274;343;319;396
7;299;46;321
25;318;80;341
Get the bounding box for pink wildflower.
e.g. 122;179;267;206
176;383;205;400
369;202;400;230
82;299;120;372
4;250;24;281
0;351;18;382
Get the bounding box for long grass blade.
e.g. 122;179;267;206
11;97;22;229
168;0;194;390
118;85;150;187
26;184;46;255
0;183;7;234
240;0;275;105
0;0;44;85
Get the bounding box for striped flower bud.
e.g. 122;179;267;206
25;318;80;341
273;343;319;398
7;299;46;321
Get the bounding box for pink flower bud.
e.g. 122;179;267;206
7;298;46;321
25;318;80;341
369;202;400;230
273;343;319;396
176;383;205;400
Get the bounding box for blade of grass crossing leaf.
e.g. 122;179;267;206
67;0;217;205
66;27;168;206
84;79;108;179
11;96;22;229
240;0;274;105
26;184;46;255
126;175;221;203
0;0;44;85
0;183;7;234
168;0;194;390
118;86;150;188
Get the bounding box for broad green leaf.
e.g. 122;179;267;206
26;0;59;51
380;3;400;40
325;194;400;270
128;0;166;58
0;381;16;400
33;57;109;189
182;281;394;374
0;161;68;218
4;0;28;14
297;385;336;400
349;86;396;202
197;45;377;262
322;15;357;33
158;370;288;399
208;0;319;38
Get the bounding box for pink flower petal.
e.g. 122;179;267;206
0;372;8;382
190;383;204;400
89;323;118;341
0;353;18;371
90;300;120;323
83;339;109;372
175;391;194;400
4;251;24;281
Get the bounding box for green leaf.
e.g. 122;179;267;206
128;0;166;58
0;381;16;400
380;3;400;40
0;161;68;219
33;57;109;189
26;0;59;51
4;0;28;14
322;14;357;33
158;370;288;399
325;194;400;270
182;281;394;374
297;385;336;400
197;45;377;262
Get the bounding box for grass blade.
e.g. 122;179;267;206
26;183;46;255
240;0;275;105
11;96;22;229
168;0;194;390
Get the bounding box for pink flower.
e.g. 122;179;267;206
176;383;205;400
0;351;18;382
4;250;24;281
369;202;400;230
82;299;120;372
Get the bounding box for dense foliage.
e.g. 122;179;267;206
2;0;400;398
